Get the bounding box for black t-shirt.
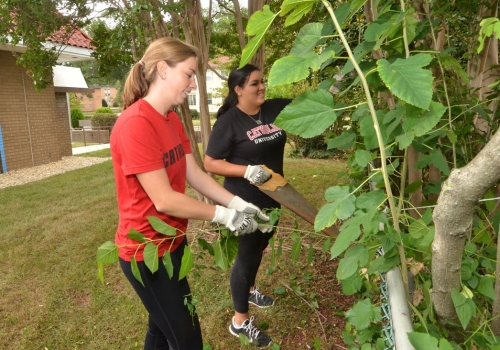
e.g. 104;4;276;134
206;98;292;209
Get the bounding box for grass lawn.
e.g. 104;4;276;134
0;149;351;350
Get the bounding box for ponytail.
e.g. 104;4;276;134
121;38;198;111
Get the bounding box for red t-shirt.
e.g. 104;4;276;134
110;99;192;262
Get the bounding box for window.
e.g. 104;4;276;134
206;71;211;81
188;94;197;106
207;93;213;105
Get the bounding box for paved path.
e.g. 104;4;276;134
72;143;110;155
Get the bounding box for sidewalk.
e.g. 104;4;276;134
72;143;110;155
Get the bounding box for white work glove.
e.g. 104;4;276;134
244;165;271;186
228;196;269;221
212;205;259;236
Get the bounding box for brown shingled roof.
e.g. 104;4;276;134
46;26;95;50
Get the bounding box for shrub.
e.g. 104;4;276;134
91;112;117;127
96;107;114;114
70;108;85;128
113;101;119;107
190;109;199;119
102;99;108;107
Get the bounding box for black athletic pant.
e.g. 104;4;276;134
120;238;203;350
230;227;275;313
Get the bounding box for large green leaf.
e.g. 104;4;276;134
96;241;119;264
356;191;386;209
143;242;159;273
345;298;382;330
127;228;146;243
451;289;476;329
327;131;356;150
330;211;365;259
222;235;239;264
131;257;144;287
282;1;315;26
377;54;433;110
337;244;369;280
290;23;326;57
178;245;193;281
353;150;372;167
407;332;439;350
213;239;229;270
163;251;174;279
240;6;278;68
291;238;302;262
281;0;317;17
403;102;446;137
268;52;321;86
147;216;176;236
315;186;355;232
274;89;336;138
477;276;496;300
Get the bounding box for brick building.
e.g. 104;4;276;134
77;85;118;112
0;27;94;173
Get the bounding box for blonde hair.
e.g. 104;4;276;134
122;37;198;110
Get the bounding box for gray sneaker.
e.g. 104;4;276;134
249;286;275;308
229;316;272;347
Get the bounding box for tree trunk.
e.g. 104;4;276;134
432;129;500;331
468;1;500;137
248;0;265;70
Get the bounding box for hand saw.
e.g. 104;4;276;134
255;165;339;237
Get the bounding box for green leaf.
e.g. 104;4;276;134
409;218;430;239
197;238;214;256
281;0;317;17
402;102;447;137
354;150;372;167
240;6;278;68
131;257;144;287
342;274;363;295
291;237;302;262
327;131;356;150
96;241;119;264
147;216;176;236
451;289;476;329
377;54;434;110
429;149;450;176
222;235;239;264
356;191;386;209
345;298;382;330
322;237;332;253
477;276;496;300
163;251;174;279
330;211;365;259
213;239;229;270
127;228;146;243
315;186;356;232
178;245;193;281
274;89;336;138
337;244;369;280
407;332;439;350
405;180;422;194
269;52;321;86
290;23;326;56
143;242;159;273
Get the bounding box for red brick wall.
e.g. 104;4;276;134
0;50;72;172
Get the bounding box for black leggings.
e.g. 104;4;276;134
120;238;203;350
230;227;275;313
